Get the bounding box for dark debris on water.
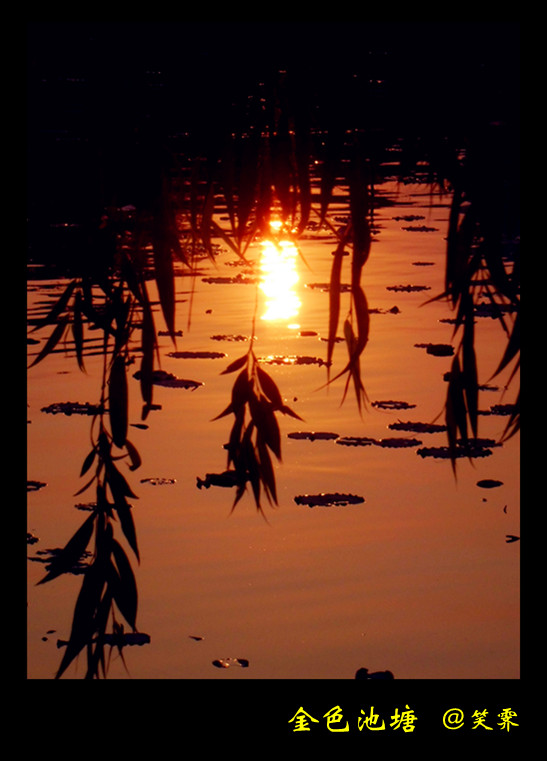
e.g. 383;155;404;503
197;471;240;489
372;400;417;410
388;421;447;433
386;284;431;293
415;342;454;356
41;401;104;416
57;632;151;648
210;334;253;342
355;667;394;680
29;547;92;575
133;369;202;389
477;479;504;489
288;431;339;441
257;355;327;367
294;493;365;508
140;477;177;486
417;443;494;459
212;657;249;669
166;350;226;359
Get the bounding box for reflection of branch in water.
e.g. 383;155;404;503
27;43;519;678
210;344;303;518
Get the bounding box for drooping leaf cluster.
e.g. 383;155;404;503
425;124;520;469
214;348;303;517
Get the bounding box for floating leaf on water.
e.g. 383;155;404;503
211;334;253;342
367;305;401;314
386;284;431;293
189;635;204;641
41;401;104;416
355;667;394;680
306;282;352;292
56;632;151;648
258;355;326;367
477;479;504;489
74;502;96;512
372;400;416;410
336;436;375;447
474;302;518;318
140;477;177;486
375;437;422;448
133;369;202;389
30;546;93;577
401;225;439;232
212;657;249;669
488;404;517;416
294;493;365;507
196;471;240;489
167;350;226;359
388;421;447;433
414;343;454;357
202;274;257;285
287;431;339;441
417;444;493;459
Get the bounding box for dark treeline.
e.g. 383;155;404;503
27;22;519;263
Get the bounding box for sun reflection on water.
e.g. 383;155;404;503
259;227;301;324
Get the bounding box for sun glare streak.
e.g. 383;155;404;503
259;235;301;323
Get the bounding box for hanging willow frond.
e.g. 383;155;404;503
213;347;302;517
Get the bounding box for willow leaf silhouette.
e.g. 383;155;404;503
108;354;128;449
55;552;108;679
221;354;248;375
72;290;85;371
80;447;97;478
212;349;302;516
492;312;520;379
37;512;96;585
30;279;76;333
28;313;70;368
327;236;346;375
110;540;138;631
125;439;142;471
152;230;176;341
114;498;140;562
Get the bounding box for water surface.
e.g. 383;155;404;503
27;179;520;680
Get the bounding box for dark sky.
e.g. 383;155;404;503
26;21;519;240
27;21;520;129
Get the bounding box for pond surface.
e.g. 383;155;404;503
27;179;519;680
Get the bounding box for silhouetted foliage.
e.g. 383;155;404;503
27;22;519;677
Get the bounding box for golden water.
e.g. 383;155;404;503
26;180;520;679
